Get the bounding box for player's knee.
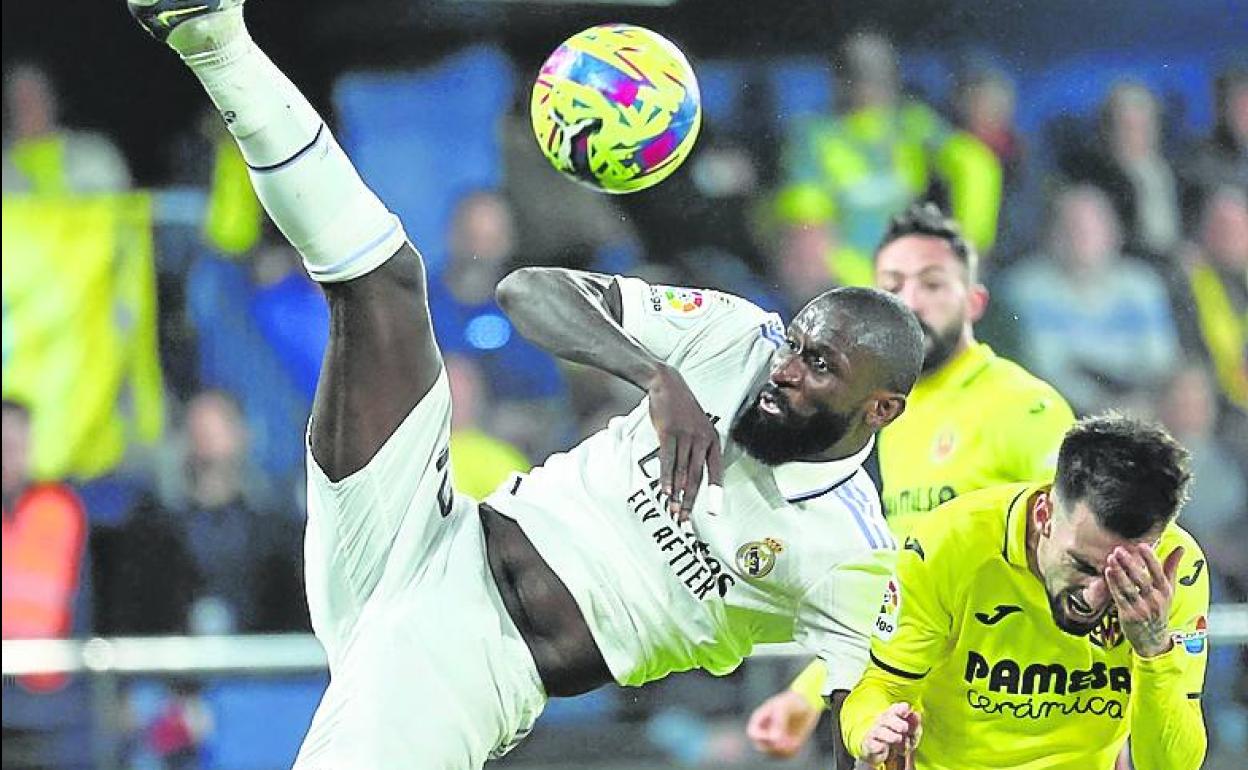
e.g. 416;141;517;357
321;242;427;301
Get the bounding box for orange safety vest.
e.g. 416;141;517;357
2;483;86;692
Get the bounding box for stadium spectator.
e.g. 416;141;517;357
953;64;1044;266
1062;80;1183;260
141;680;212;770
1;399;87;682
1180;66;1248;209
92;391;306;635
166;390;304;633
183;227;328;499
769;184;875;311
428;190;570;458
2;62;131;194
1171;184;1248;420
955;65;1023;190
2;398;91;768
777;31;1001;257
2;62;161;482
1001;184;1181;415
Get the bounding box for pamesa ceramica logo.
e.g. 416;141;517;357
962;650;1131;722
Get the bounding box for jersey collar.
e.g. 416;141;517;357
1003;484;1044;567
772;436;875;503
913;342;995;397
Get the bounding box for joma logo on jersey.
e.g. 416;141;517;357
964;651;1131;696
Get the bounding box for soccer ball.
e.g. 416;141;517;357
530;24;702;194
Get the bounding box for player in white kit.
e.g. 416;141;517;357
126;2;926;768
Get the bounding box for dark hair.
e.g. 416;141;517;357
1055;414;1191;539
818;286;924;394
877;202;979;282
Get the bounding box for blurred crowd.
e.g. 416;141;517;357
2;28;1246;770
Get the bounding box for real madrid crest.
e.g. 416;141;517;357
736;538;783;579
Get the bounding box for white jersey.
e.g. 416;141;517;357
486;277;897;695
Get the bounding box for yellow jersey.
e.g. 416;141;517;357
880;343;1075;539
789;344;1074;706
841;484;1210;770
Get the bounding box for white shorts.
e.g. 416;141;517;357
295;369;546;769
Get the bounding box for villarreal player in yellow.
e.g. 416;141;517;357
748;205;1075;759
872;204;1075;539
843;415;1209;770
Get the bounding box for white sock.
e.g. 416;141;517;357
171;10;406;282
172;9;316;168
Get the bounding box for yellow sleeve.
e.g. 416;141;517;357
934;131;1002;254
841;528;954;757
789;659;829;711
1128;537;1210;770
841;656;926;765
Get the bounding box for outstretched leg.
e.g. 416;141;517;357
131;13;553;764
128;0;441;481
129;0;457;673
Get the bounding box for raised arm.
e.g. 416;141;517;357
1114;540;1209;770
496;267;656;389
496;267;723;518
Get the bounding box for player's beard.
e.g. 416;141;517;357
919;318;962;375
1046;588;1107;637
730;385;854;466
